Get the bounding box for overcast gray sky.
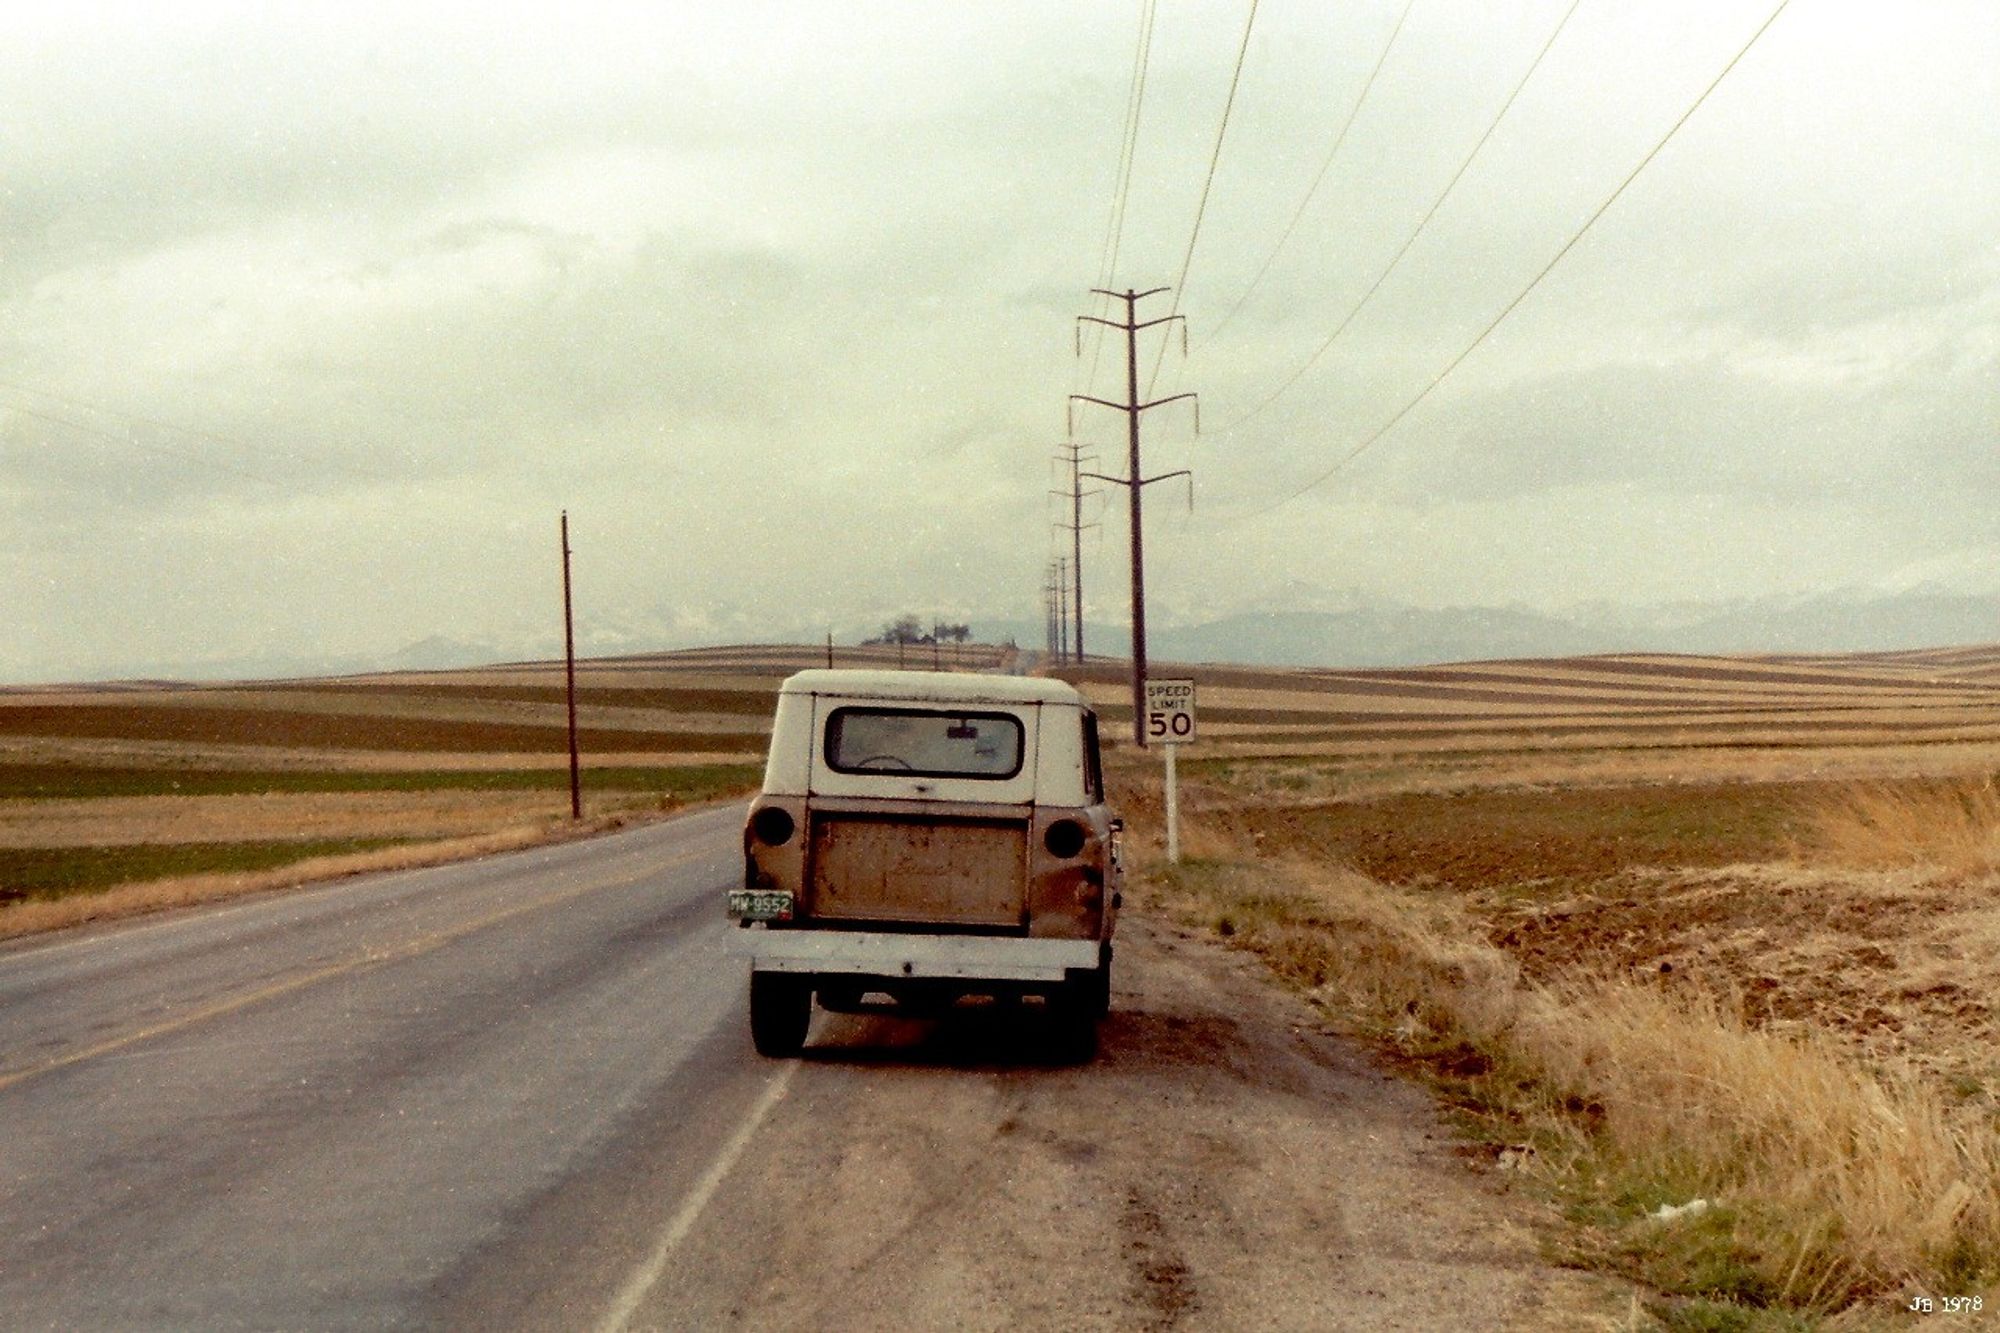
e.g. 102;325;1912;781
2;1;1995;680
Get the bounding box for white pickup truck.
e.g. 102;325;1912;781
731;669;1121;1058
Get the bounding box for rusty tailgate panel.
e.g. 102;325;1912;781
807;813;1028;928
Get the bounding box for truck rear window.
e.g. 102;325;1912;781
823;707;1025;780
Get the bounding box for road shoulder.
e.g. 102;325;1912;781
623;910;1629;1330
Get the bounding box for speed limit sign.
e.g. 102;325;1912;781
1144;678;1197;744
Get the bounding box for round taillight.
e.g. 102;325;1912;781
1043;819;1087;859
751;806;796;846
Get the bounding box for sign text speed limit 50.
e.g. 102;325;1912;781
1143;678;1197;744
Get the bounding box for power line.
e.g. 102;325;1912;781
0;378;260;454
0;376;392;488
1083;0;1155;388
1098;0;1157;294
1219;0;1584;436
1072;287;1196;747
1052;439;1103;662
1202;0;1417;346
1065;3;1147;658
0;398;290;490
1242;0;1792;519
1144;0;1260;398
1083;0;1159;396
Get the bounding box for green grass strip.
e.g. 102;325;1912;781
0;762;763;802
0;839;422;904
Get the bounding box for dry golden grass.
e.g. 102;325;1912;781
1134;828;2000;1323
1791;777;2000;875
1108;644;2000;1326
0;809;661;942
1183;737;2000;808
0;790;587;848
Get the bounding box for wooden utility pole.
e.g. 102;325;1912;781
561;511;581;820
1070;287;1198;747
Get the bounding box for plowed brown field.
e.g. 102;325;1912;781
0;648;834;921
1096;642;2000;1324
11;638;2000;1319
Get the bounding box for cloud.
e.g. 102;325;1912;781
3;3;1999;678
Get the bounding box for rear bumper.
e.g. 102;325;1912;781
735;928;1101;982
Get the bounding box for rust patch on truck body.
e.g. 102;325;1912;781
807;808;1028;929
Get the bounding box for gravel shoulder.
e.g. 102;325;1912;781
627;912;1626;1331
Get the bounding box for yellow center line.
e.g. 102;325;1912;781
0;842;722;1095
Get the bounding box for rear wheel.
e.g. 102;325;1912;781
1050;977;1101;1064
749;971;812;1057
1053;1006;1098;1063
1063;954;1112;1019
1088;953;1112;1019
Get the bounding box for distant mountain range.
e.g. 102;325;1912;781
979;583;2000;669
61;581;2000;684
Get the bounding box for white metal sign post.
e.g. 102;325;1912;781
1144;679;1196;863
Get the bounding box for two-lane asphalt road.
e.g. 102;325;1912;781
0;802;781;1330
0;801;1615;1330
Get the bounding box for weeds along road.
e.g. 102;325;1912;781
0;803;1606;1330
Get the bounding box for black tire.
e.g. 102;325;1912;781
1050;977;1101;1064
1063;954;1112;1019
749;971;812;1057
1054;1005;1099;1064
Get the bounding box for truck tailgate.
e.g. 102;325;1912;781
807;812;1028;928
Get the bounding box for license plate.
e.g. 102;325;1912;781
728;889;794;922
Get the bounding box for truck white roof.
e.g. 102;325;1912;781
776;668;1084;707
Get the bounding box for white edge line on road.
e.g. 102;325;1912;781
598;1059;798;1333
